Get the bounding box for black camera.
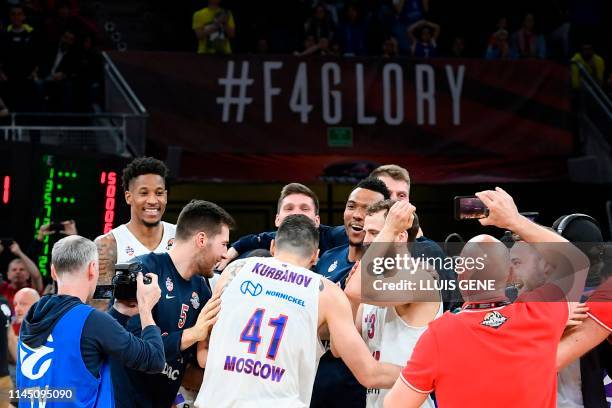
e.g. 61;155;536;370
112;262;152;300
93;262;152;300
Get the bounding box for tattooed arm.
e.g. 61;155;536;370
91;233;117;310
211;258;248;297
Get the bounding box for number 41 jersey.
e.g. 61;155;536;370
195;257;324;408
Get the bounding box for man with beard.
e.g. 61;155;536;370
110;200;232;407
95;157;176;301
311;177;390;408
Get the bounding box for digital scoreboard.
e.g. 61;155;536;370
1;145;129;277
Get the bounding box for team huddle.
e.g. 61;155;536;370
14;157;612;408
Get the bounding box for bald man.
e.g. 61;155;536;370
384;187;589;408
12;288;40;335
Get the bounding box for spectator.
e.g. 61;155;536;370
0;294;11;408
7;287;38;392
42;0;73;48
37;28;79;111
0;5;39;111
12;287;39;335
448;36;466;58
364;0;393;55
75;34;103;109
304;4;335;43
391;0;429;54
329;40;342;57
485;29;518;60
382;36;399;58
512;13;546;59
0;241;43;308
30;220;78;261
336;4;366;56
488;16;508;46
408;20;439;58
192;0;236;55
571;43;605;89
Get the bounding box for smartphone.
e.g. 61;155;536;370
454;196;489;220
93;285;114;300
49;222;65;233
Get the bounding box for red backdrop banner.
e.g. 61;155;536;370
110;52;573;182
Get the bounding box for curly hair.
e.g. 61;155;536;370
122;157;169;191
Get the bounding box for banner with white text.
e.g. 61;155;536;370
110;52;573;182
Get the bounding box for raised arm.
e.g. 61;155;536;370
9;242;43;293
321;279;401;389
407;20;428;43
476;187;589;301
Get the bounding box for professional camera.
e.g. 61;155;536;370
93;261;151;300
112;262;152;300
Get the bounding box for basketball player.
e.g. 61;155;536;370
344;200;442;408
95;157;176;288
194;215;402;407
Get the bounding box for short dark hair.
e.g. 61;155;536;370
353;177;390;200
122;157;169;191
275;215;319;258
277;183;319;215
175;200;236;241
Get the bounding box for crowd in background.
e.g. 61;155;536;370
0;0;610;114
0;0;103;115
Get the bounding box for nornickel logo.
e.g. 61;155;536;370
240;280;263;296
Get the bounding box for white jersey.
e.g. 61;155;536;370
196;257;324;408
111;221;176;263
362;302;442;408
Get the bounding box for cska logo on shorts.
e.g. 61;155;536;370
166;238;175;251
481;311;508;329
166;277;174;292
125;245;135;257
190;292;200;310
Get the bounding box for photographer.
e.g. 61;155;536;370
16;235;165;407
193;0;236;54
110;200;231;408
0;241;43;307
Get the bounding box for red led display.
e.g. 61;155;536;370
101;171;117;234
2;176;9;204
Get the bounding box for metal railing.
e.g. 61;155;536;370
2;112;144;155
574;61;612;129
0;52;147;156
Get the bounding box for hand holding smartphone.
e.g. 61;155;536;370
454;196;489;220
